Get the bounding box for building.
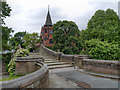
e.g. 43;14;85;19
40;7;53;47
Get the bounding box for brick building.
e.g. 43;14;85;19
40;7;53;47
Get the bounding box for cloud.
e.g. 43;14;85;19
5;0;119;35
73;1;119;30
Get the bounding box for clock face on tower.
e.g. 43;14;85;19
50;31;52;34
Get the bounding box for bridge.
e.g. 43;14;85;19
1;44;120;89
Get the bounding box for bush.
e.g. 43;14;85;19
62;47;73;54
16;48;29;57
8;48;29;74
2;52;12;72
84;39;120;60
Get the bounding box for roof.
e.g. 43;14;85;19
44;9;52;27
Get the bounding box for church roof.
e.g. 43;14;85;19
44;8;52;27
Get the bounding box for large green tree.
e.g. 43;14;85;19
2;27;14;50
23;32;40;51
81;9;119;43
9;31;26;49
52;20;81;54
0;1;12;24
0;1;14;50
79;9;120;60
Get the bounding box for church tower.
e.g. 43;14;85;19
40;6;53;47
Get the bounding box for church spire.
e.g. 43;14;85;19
44;5;52;27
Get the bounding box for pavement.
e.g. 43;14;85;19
1;51;118;89
49;73;80;88
53;68;119;88
34;51;120;88
78;69;120;79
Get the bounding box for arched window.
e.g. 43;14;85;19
45;29;47;33
49;39;53;44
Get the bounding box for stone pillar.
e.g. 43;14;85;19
74;55;89;69
56;52;63;60
74;56;82;69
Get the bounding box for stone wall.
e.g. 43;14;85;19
40;44;119;75
1;57;49;88
40;44;89;64
82;59;120;75
40;44;61;59
15;57;44;75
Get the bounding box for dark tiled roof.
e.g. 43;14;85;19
44;10;52;27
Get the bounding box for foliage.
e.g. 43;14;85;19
8;48;29;74
9;31;26;49
2;52;12;72
80;9;120;43
78;9;120;60
2;26;14;50
23;32;40;51
52;20;81;54
84;39;120;60
0;74;22;81
0;1;12;24
1;1;14;50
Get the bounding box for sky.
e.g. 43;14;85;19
5;0;119;35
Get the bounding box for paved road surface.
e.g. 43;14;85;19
53;68;119;88
38;51;120;88
49;73;80;88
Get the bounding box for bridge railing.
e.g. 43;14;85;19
1;57;49;88
40;44;62;59
40;44;119;75
82;59;120;75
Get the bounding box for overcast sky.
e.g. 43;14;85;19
5;0;119;35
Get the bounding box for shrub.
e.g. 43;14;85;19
62;47;73;54
8;48;29;74
84;39;120;60
2;52;12;72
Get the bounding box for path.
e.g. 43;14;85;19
30;50;119;88
54;69;119;88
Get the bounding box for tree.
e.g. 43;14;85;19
79;9;120;55
9;31;26;49
0;1;14;50
2;27;14;50
1;1;14;74
23;32;40;51
84;39;120;60
85;9;119;43
52;20;80;54
0;1;12;24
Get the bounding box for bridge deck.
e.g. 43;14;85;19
29;50;119;88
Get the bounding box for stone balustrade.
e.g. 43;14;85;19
82;59;120;75
1;57;49;88
40;44;119;75
40;44;62;59
15;57;44;75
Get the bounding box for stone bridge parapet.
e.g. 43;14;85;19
82;59;120;75
1;56;49;88
40;44;119;75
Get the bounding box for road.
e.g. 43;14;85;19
52;68;119;88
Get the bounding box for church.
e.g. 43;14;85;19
40;7;53;47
